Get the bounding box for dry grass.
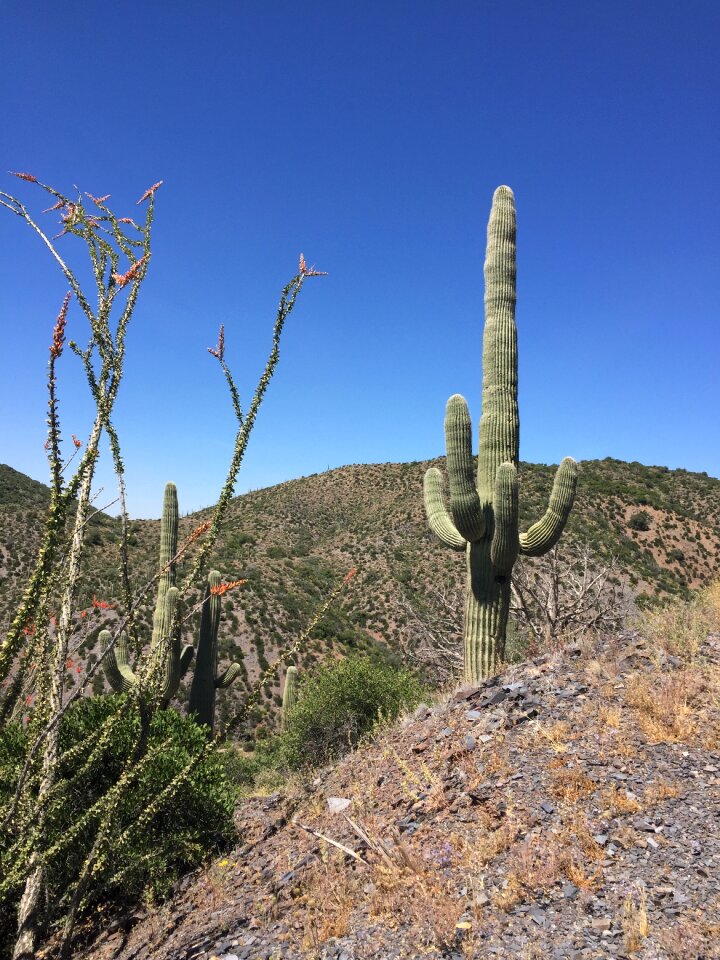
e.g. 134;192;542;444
299;855;355;949
600;783;642;817
597;704;622;728
624;667;713;743
635;578;720;661
656;921;711;959
531;719;572;753
621;882;650;954
643;778;680;805
548;762;597;804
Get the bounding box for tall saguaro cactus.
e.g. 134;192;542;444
424;186;578;681
103;483;193;704
188;569;242;733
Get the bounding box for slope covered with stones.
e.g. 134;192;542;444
77;631;720;959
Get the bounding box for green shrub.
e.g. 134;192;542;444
628;510;652;531
0;696;237;951
282;656;423;769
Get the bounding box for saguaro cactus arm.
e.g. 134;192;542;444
179;644;194;678
151;482;179;645
101;629;136;693
519;457;578;556
445;395;486;542
215;662;242;689
490;462;519;575
423;469;467;551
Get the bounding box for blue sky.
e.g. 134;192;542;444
1;1;718;517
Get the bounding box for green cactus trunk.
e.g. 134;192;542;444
103;483;193;705
188;570;243;734
464;540;511;680
423;186;578;682
189;571;222;732
281;665;298;731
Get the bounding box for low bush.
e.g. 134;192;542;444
628;510;651;531
635;578;720;661
282;656;423;769
0;696;237;953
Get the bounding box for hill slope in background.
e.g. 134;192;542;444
1;458;719;733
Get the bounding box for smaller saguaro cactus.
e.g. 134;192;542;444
281;665;299;731
188;570;243;733
103;482;194;705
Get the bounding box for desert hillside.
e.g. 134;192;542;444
2;458;720;733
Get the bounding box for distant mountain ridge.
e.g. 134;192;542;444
1;458;719;733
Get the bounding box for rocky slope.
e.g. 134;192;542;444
74;629;720;959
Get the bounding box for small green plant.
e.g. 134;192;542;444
628;510;651;531
282;656;422;769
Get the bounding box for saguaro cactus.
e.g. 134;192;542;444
103;482;193;704
281;665;299;730
424;186;578;681
188;569;242;733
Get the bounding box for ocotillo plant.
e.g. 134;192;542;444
280;665;299;730
424;186;577;681
188;570;243;733
103;483;194;704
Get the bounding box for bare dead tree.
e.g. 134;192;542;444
396;544;632;682
510;543;633;652
395;582;464;683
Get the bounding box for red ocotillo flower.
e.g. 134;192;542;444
343;568;358;584
188;520;212;545
137;180;163;204
92;596;114;610
299;252;327;277
112;254;148;288
10;172;37;182
210;578;248;597
50;293;71;360
72;435;82;448
208;324;225;361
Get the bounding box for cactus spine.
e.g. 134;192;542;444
188;570;242;733
281;665;299;730
424;186;578;681
102;483;193;704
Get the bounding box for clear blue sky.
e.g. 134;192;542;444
1;1;718;517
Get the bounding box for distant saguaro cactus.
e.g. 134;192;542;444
424;186;578;681
103;483;193;704
188;569;242;733
281;665;299;730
